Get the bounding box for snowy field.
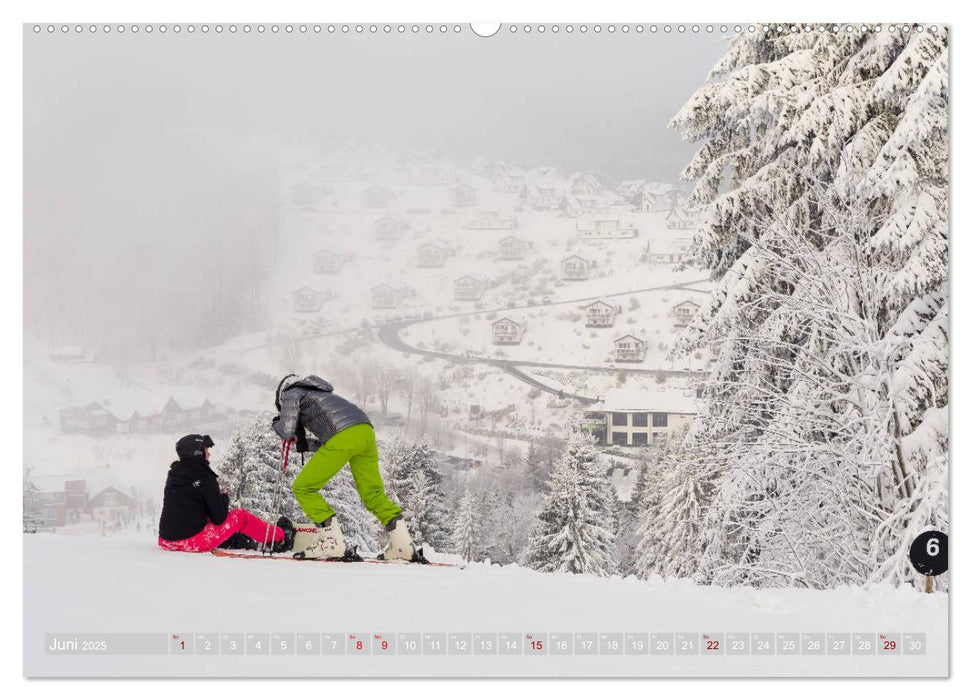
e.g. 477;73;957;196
24;532;947;678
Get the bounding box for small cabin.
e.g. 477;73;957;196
613;335;646;362
313;249;348;274
567;172;604;197
498;235;527;261
492;317;526;345
451;183;477;208
666;206;697;230
492;167;528;193
371;283;401;309
634;183;688;212
417;243;448;269
293;287;324;313
561;255;594;281
454;275;486;301
88;486;137;524
521;183;561;210
585;300;619;328
374;216;408;241
672;300;701;327
645;238;691;265
59;402;119;435
576;217;638;239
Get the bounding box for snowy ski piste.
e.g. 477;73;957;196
24;531;947;677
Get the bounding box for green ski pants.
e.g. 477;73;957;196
291;423;402;527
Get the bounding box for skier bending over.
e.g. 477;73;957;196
273;374;416;561
158;434;296;553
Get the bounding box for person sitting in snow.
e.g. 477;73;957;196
272;374;417;561
158;434;296;553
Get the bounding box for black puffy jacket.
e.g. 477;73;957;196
158;457;229;541
272;375;371;446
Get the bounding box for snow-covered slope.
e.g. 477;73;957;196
24;532;947;678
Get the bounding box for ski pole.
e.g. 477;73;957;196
261;438;292;555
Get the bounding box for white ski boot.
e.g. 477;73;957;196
382;516;417;561
295;516;347;560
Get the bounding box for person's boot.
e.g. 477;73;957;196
273;516;296;553
382;516;416;561
295;516;347;560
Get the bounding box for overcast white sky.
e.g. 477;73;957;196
23;27;727;354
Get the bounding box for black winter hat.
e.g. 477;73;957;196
176;434;214;461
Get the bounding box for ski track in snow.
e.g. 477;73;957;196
24;533;947;677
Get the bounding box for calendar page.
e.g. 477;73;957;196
22;19;949;678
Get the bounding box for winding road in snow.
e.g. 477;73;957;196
374;276;712;403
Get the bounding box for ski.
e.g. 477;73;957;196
210;547;463;568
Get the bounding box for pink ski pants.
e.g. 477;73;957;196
157;508;283;553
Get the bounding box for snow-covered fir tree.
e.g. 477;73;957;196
449;490;482;561
666;26;948;589
380;432;451;550
525;430;619;576
217;415;304;525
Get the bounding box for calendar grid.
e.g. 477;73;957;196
44;632;927;656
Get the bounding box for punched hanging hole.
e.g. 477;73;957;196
470;23;501;38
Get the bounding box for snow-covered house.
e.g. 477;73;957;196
492;163;529;193
293;287;324;313
521;183;561;210
371;283;413;309
498;235;528;261
417;242;449;268
666;205;698;230
362;185;394;208
613;334;646;362
585;299;619;328
616;179;647;202
313;249;349;274
158;395;216;429
88;486;136;524
450;183;477;208
492;317;526;345
576;216;638;239
374;216;408;241
645;237;692;264
672;299;701;327
467;210;518;230
454;275;486;301
581;389;697;447
567;172;604;197
561;255;594;281
633;183;689;212
59;402;120;435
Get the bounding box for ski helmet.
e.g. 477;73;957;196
176;434;214;461
275;374;299;410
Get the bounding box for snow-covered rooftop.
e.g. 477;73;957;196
598;388;698;414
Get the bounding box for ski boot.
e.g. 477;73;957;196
273;516;297;554
380;516;423;562
295;516;358;560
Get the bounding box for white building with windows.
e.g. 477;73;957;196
581;389;697;447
